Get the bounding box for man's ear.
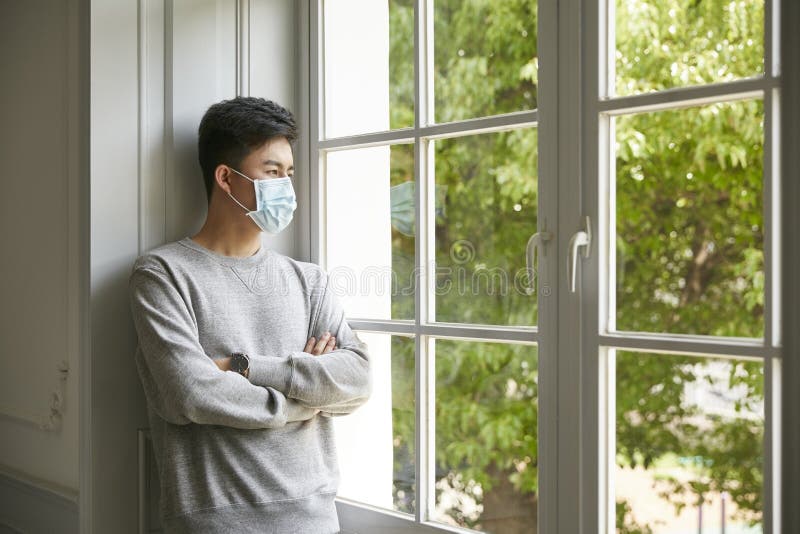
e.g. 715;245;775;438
214;164;233;195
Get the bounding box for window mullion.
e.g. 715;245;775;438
764;91;781;351
765;355;781;534
532;1;560;533
309;0;323;266
598;77;776;115
764;2;782;527
763;0;781;524
765;0;778;77
413;0;434;525
579;0;603;531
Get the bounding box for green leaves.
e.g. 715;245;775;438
615;0;764;95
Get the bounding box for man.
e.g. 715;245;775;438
128;96;371;533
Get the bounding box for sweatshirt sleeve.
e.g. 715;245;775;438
129;266;318;429
247;272;372;414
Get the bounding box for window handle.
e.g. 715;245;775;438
567;216;592;293
525;225;553;296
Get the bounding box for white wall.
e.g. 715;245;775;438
88;0;142;530
0;0;84;510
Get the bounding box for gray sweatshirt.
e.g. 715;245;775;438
128;236;371;533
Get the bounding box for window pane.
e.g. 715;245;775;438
433;0;538;123
615;99;764;337
326;143;415;320
434;129;538;326
614;0;764;96
335;333;416;515
433;340;538;532
615;351;763;533
324;0;414;138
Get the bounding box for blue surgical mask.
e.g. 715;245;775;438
227;167;297;234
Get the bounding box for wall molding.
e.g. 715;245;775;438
138;0;167;255
77;0;91;527
0;360;69;431
236;0;251;96
137;429;163;534
0;465;78;534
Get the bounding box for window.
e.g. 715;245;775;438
590;1;781;532
307;0;782;532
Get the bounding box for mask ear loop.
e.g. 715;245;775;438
227;191;252;213
226;167;255;213
229;167;256;183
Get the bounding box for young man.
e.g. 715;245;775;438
128;96;371;533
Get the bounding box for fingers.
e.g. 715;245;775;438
313;332;331;354
307;332;337;355
324;335;336;354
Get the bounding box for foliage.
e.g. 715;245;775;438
384;0;766;531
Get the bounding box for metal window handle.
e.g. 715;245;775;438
567;216;592;293
525;227;553;295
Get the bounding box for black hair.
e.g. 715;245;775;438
197;96;297;203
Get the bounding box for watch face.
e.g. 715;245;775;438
231;353;249;373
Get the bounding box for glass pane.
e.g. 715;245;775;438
433;339;538;532
615;351;764;533
433;0;538;123
326;143;415;320
324;0;414;138
615;99;764;337
615;0;764;96
434;129;538;326
335;333;416;515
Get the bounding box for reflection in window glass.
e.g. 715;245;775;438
334;333;416;515
434;129;538;326
434;0;538;123
433;340;538;533
324;0;414;137
615;351;763;533
326;144;415;320
615;0;764;96
615;99;764;337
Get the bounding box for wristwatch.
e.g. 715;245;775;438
229;352;250;379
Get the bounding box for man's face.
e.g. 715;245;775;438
226;136;295;211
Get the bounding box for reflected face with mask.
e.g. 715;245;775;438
219;136;297;235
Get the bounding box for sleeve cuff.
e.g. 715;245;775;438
247;354;293;394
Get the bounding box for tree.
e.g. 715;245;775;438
385;1;765;532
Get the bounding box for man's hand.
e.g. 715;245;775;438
304;331;336;356
213;356;231;372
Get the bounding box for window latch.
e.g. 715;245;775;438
567;216;592;293
525;221;553;296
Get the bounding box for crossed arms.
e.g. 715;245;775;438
128;266;372;430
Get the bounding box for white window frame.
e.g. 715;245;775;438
298;0;792;532
305;1;557;532
582;0;783;532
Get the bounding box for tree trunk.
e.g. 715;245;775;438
478;464;538;534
